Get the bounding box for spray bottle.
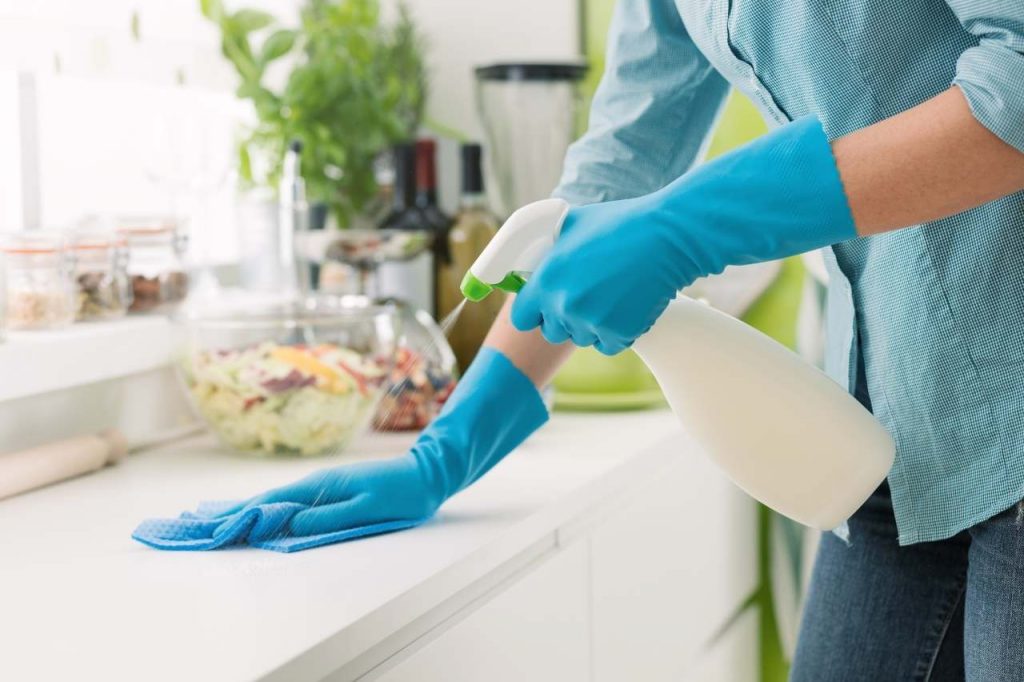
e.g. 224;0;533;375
460;198;894;530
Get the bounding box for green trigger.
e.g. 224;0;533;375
494;272;527;294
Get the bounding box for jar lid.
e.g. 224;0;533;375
0;232;66;255
116;215;180;236
475;62;588;82
70;230;127;251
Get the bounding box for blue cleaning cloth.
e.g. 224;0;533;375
132;501;427;553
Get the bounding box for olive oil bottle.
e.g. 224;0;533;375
437;144;504;370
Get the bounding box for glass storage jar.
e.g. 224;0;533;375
118;217;189;314
70;231;131;320
0;233;75;330
372;299;458;432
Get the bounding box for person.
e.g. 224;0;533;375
203;1;1024;679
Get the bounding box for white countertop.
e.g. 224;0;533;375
0;411;690;682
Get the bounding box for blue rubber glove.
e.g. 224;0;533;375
511;115;857;355
132;348;548;552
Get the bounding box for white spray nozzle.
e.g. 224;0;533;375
461;198;570;301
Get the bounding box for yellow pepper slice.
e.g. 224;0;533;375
270;346;351;394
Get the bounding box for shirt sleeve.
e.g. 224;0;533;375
552;0;729;206
946;0;1024;153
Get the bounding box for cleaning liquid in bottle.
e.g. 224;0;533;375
461;198;895;530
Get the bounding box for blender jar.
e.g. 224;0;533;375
475;62;587;217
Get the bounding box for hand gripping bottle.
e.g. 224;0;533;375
461;198;894;530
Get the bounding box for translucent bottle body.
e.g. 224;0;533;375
633;296;894;530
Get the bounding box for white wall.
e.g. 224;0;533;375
0;0;580;251
391;0;581;210
395;0;581;140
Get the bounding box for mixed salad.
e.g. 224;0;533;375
184;342;387;456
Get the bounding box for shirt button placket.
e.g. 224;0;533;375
714;23;789;125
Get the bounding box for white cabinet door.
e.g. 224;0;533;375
370;541;591;682
590;452;758;682
683;609;759;682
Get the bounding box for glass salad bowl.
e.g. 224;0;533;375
180;295;399;457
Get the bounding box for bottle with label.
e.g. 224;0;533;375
414;139;451;231
414;139;452;316
376;143;434;314
437;143;504;370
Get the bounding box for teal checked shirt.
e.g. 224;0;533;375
553;0;1024;544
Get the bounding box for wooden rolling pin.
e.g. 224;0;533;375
0;424;202;501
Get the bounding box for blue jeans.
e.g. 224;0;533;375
790;480;1024;681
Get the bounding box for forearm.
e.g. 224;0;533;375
482;297;574;388
834;86;1024;236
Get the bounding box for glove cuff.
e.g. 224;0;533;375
653;114;858;278
408;347;549;503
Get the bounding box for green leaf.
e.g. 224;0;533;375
199;0;223;21
221;31;260;83
259;29;297;66
238;144;253;183
130;11;141;42
235;81;264;100
424;117;468;143
232;9;274;34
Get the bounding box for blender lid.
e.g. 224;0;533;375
475;62;588;81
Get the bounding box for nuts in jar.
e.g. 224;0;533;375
373;345;456;431
129;271;189;313
70;231;131;320
117;217;189;314
0;233;75;331
371;303;458;431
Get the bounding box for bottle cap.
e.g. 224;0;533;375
475;63;588;82
461;143;485;195
392;143;417;207
415;139;438;191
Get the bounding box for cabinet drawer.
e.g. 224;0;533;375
370;542;591;682
590;451;757;682
683;609;759;682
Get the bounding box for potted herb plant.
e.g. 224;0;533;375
201;0;426;226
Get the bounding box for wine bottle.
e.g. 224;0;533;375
414;139;452;233
413;139;452;317
381;143;424;231
437;143;504;370
377;143;435;313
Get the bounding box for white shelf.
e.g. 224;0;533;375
0;316;178;403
